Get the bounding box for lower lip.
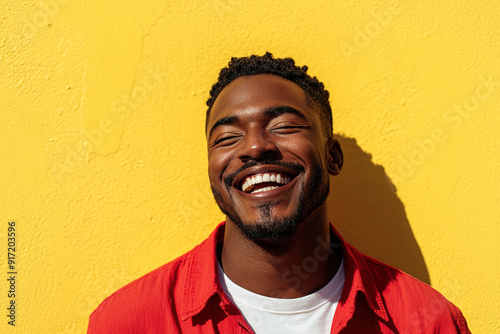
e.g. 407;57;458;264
236;176;299;200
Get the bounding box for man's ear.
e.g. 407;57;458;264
327;138;343;175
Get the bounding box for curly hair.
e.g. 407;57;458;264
206;52;333;139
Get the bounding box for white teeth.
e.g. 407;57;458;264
252;186;279;193
240;172;293;193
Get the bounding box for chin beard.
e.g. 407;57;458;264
211;164;329;242
231;199;307;242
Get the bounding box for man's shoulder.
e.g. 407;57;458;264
361;253;446;302
361;253;435;293
87;242;203;333
354;250;470;332
96;251;190;308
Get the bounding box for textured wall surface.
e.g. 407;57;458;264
1;1;499;333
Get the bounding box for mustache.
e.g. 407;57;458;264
224;159;305;188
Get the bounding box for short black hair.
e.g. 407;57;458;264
206;52;333;139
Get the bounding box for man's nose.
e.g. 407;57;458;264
237;131;280;162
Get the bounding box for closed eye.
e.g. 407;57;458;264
270;125;310;134
275;125;308;129
210;134;241;147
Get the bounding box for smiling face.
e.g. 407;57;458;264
206;74;342;241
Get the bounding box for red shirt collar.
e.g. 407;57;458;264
181;222;389;325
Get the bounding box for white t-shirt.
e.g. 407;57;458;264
217;257;345;334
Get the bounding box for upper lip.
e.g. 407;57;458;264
231;165;301;191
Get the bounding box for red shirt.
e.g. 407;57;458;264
88;222;470;333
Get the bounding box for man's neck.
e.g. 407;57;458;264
220;209;341;299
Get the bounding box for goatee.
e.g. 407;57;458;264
211;162;329;242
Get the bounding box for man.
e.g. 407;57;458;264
88;53;470;333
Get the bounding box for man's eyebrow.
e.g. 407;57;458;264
208;115;239;139
264;106;308;121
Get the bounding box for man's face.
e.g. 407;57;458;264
206;74;340;241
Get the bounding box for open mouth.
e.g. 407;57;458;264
239;172;294;194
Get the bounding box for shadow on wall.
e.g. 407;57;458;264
327;135;431;285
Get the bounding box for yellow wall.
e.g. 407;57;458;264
1;1;498;332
